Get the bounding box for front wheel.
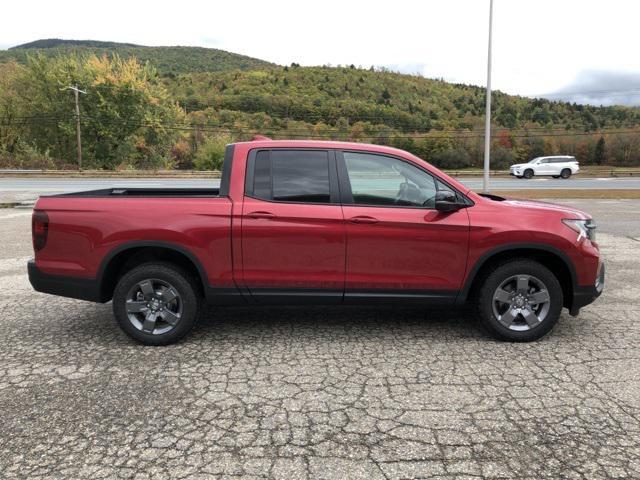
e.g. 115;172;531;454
113;262;201;345
560;168;572;179
476;260;563;341
523;169;534;179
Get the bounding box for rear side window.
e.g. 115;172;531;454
251;150;332;203
253;151;272;199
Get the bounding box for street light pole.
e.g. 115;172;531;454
63;85;87;171
483;0;494;193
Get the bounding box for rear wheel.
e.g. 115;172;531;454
560;168;571;179
112;262;201;345
476;260;563;341
523;169;534;179
552;175;560;178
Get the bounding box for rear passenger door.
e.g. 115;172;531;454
240;149;345;302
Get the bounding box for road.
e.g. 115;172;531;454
556;199;640;238
1;176;640;200
1;200;640;479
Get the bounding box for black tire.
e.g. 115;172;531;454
112;262;201;345
523;169;534;179
475;259;563;342
552;175;560;179
560;168;571;179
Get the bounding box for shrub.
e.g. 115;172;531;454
0;142;59;169
193;135;233;171
171;139;194;169
431;148;472;169
491;147;515;169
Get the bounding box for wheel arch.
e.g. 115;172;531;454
458;243;577;308
97;241;209;302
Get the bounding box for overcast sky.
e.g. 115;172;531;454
2;0;638;106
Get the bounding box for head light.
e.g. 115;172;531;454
562;218;596;242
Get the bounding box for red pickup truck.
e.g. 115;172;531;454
28;139;604;345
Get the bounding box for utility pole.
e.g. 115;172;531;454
483;0;494;193
63;85;87;170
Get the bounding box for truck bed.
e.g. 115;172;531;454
51;187;220;197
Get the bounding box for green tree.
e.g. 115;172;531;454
0;61;24;156
380;88;391;104
594;136;606;165
15;53;183;169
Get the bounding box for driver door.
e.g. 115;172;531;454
338;151;469;298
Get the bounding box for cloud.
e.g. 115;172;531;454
384;62;428;76
543;70;640;107
201;37;223;48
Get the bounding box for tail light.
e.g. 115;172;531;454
32;210;49;252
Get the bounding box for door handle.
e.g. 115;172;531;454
247;211;276;219
348;215;379;224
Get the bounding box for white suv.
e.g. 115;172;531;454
510;156;580;179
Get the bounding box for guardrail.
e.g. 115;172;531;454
0;169;222;178
445;169;640;177
1;168;639;178
610;170;640;177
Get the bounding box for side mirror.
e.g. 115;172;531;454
435;190;464;212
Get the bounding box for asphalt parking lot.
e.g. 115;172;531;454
1;201;639;479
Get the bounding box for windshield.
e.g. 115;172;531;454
528;158;540;164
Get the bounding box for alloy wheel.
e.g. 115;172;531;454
492;274;551;331
125;278;183;335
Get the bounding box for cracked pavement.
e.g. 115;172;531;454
1;200;639;479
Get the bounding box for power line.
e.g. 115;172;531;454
6;112;638;134
3;115;640;140
81;115;640;135
73;118;640;140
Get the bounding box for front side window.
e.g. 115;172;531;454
252;150;331;203
343;152;438;208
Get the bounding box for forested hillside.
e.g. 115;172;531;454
1;39;274;75
1;40;639;170
170;66;640;132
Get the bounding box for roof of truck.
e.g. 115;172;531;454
233;139;415;156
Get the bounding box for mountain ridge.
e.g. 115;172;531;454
9;39;142;49
1;38;275;75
